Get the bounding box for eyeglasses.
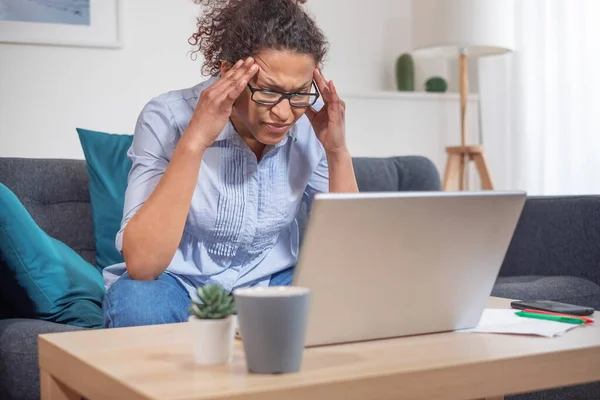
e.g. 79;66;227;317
247;81;320;108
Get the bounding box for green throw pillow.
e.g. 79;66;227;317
76;128;133;270
0;184;104;328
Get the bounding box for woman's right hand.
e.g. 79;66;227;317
185;57;259;152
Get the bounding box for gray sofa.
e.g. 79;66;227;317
1;156;599;400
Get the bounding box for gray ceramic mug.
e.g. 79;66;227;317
233;286;312;374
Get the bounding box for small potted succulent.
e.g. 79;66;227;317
188;284;236;365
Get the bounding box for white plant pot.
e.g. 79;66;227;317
188;315;235;365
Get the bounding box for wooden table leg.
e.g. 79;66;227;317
40;369;81;400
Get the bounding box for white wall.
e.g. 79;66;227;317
305;0;454;93
1;0;202;158
344;92;479;166
0;0;474;179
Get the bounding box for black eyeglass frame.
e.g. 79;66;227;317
246;80;320;108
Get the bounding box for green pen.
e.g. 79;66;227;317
515;311;586;325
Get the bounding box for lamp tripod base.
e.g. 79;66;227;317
442;145;494;191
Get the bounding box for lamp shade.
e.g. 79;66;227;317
412;0;516;57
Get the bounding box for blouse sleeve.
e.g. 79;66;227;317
115;97;177;253
302;149;329;215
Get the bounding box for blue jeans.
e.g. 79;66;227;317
103;272;191;328
269;265;295;286
103;266;296;328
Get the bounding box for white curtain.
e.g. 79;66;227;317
479;0;600;195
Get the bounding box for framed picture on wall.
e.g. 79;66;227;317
0;0;121;48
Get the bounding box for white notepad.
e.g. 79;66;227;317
457;309;591;337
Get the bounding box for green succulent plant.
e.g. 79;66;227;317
190;284;236;319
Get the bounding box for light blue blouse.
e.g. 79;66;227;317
102;76;329;299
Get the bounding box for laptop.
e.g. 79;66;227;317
292;190;526;347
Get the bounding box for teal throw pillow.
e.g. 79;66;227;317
77;128;133;270
0;184;104;328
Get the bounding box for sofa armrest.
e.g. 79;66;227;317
499;195;600;286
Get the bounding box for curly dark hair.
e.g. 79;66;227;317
189;0;329;76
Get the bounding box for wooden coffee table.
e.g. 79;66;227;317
39;297;600;400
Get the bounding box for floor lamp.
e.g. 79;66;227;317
411;0;515;191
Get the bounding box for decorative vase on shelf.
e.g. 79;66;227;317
425;76;448;93
188;284;237;365
395;53;415;91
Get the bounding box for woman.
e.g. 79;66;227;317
102;0;358;328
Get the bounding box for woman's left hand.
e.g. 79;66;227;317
306;68;348;155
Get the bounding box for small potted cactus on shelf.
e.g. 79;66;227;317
188;284;236;365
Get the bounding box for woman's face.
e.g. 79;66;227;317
225;49;317;146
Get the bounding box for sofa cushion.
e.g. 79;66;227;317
500;196;600;287
507;382;600;400
0;158;95;264
77;128;133;270
352;156;441;192
0;318;85;400
492;275;600;310
0;183;104;328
